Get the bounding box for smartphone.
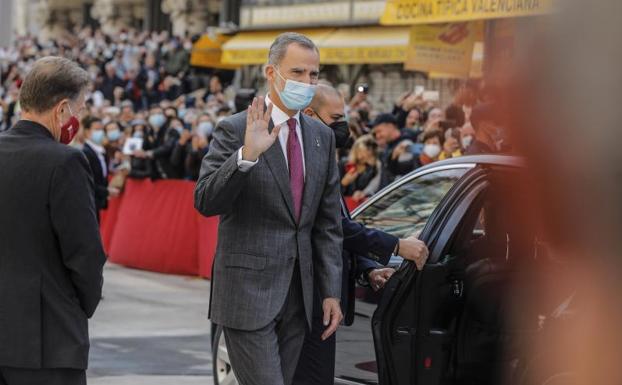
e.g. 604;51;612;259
345;163;356;173
422;90;440;102
357;84;369;94
414;85;425;96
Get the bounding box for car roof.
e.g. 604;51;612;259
352;154;525;217
412;154;525;174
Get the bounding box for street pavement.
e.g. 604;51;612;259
87;263;213;385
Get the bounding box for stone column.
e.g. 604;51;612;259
0;0;14;47
161;0;209;36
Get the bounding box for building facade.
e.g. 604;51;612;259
3;0;224;41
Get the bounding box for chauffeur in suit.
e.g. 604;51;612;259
0;57;106;385
194;33;343;385
294;85;429;385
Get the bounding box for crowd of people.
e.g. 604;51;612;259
339;83;506;202
0;26;506;209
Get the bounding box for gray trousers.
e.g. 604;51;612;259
224;263;308;385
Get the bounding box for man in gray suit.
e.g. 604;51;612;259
194;33;343;385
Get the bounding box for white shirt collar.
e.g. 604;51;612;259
86;140;106;154
265;94;300;128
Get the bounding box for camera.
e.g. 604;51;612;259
357;84;369;94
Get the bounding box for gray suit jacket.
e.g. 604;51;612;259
194;110;343;331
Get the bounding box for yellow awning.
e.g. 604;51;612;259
381;0;553;26
221;29;335;65
318;26;410;65
190;34;239;70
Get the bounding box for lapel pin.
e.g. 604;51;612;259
315;137;320;147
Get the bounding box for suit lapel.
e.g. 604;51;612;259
263;119;296;224
299;115;321;224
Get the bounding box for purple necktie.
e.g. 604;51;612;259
287;118;304;223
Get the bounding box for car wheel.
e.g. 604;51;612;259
212;325;239;385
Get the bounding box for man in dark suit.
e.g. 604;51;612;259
294;85;429;385
0;57;106;385
81;116;119;221
194;33;343;385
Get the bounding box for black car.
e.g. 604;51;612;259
212;155;575;385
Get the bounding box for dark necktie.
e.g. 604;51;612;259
287;118;304;222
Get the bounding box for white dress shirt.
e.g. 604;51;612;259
85;139;108;178
237;95;306;177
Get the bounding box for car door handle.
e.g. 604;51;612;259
396;327;416;335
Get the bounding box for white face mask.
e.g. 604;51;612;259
461;135;473;149
423;144;441;159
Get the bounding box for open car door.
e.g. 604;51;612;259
372;168;490;385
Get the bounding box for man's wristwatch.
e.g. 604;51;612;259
357;267;376;287
392;241;400;257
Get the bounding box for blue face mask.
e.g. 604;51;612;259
149;113;166;128
91;130;105;145
197;121;214;138
107;129;121;141
275;68;316;111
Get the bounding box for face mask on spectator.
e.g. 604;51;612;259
461;135;473;149
178;108;187;119
423;143;441;159
197;121;214;138
149;113;166;128
170;124;183;135
133;131;144;138
107;129;121;141
274;68;316;111
91;130;105;145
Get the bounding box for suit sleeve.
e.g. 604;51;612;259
151;130;179;159
49;151;106;318
356;254;380;278
342;216;399;266
313;131;344;301
194;119;250;217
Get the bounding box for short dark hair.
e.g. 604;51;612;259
445;104;465;128
421;129;444;144
82;116;102;131
19;56;90;113
268;32;319;65
470;103;498;131
371;113;398;128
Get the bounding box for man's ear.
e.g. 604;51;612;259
264;64;275;82
55;99;70;119
303;107;314;118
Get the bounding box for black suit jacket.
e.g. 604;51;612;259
0;120;106;369
340;197;399;325
83;142;109;210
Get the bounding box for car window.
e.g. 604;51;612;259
355;168;469;240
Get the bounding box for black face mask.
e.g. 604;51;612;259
329;120;351;149
315;111;351;149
